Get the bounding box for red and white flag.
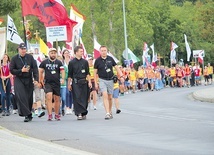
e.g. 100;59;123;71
93;38;101;59
198;50;204;64
21;0;77;42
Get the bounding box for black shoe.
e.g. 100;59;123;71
24;116;33;122
24;116;30;122
116;109;121;114
62;110;65;116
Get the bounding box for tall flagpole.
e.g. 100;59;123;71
122;0;128;61
22;17;27;47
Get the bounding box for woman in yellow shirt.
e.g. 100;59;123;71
128;67;137;93
203;66;209;86
136;66;144;91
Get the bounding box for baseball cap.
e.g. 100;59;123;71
18;43;27;49
49;48;57;53
87;54;93;60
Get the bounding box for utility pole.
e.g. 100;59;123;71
122;0;128;60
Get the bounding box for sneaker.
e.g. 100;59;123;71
110;113;113;119
2;111;6;116
35;109;38;115
24;116;30;122
38;111;45;118
66;108;71;115
6;111;10;116
93;106;97;110
32;111;37;117
82;115;87;120
55;114;61;121
77;114;82;120
116;109;121;114
48;114;53;121
24;116;33;122
13;109;17;114
62;110;65;116
69;109;73;114
105;113;111;120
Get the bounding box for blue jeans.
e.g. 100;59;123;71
60;87;66;110
66;88;73;108
0;79;11;112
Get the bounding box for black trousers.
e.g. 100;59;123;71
14;78;34;117
72;81;89;116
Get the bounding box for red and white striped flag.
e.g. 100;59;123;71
198;50;204;64
93;38;101;59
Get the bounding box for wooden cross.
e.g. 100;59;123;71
34;30;40;40
157;54;163;66
190;61;195;66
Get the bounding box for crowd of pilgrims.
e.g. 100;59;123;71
0;50;213;117
117;63;213;94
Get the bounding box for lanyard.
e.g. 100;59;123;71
2;63;9;75
19;55;27;66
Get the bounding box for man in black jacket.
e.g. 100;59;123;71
10;43;39;122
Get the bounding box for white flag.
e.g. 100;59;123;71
7;15;24;44
184;34;191;61
143;42;149;64
150;43;155;62
80;37;87;59
122;48;140;63
108;51;119;64
0;27;6;60
170;42;178;64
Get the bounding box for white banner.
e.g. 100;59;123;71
7;15;24;44
0;27;6;60
184;34;191;61
193;50;205;58
46;26;67;42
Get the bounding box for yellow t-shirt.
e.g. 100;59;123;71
208;66;213;74
89;66;94;79
113;82;119;89
129;70;136;81
170;68;176;77
137;70;144;78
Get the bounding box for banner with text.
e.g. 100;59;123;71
46;26;67;42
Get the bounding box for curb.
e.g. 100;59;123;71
0;126;97;155
192;87;214;103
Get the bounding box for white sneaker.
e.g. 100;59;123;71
69;109;73;114
13;109;17;114
66;108;72;115
35;109;38;115
93;106;97;110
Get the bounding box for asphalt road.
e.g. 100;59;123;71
1;85;214;155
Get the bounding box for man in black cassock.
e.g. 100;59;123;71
68;46;92;120
10;43;39;122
